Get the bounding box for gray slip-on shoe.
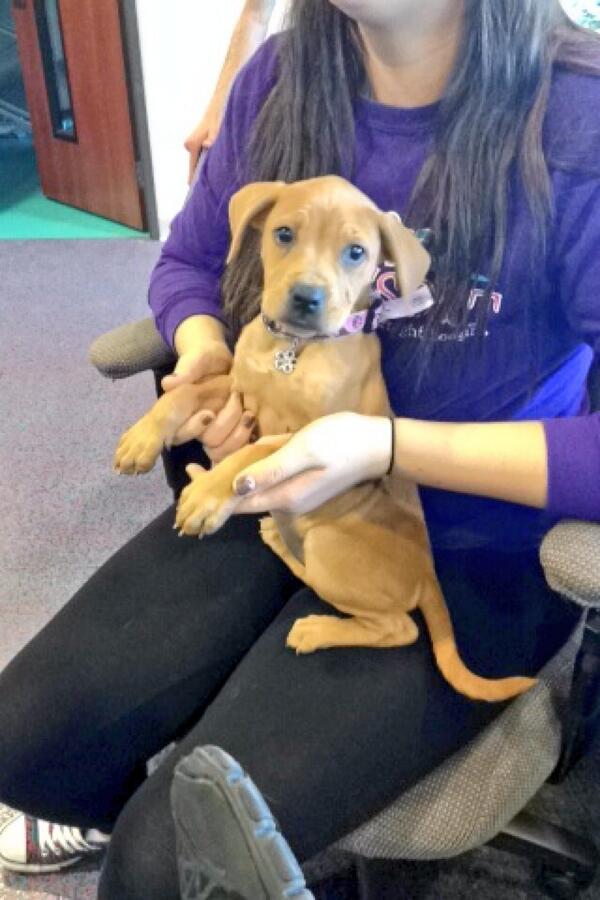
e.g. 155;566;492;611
171;745;315;900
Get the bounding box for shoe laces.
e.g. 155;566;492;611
37;820;98;858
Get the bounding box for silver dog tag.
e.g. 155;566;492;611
274;340;299;374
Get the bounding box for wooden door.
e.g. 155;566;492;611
12;0;145;230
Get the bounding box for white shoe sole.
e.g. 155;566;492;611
0;851;83;874
171;745;314;900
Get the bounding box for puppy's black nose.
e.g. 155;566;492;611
289;283;326;317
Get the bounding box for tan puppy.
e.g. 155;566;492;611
115;176;535;702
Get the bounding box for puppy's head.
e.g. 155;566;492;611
227;176;430;338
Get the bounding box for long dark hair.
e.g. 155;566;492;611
222;0;600;342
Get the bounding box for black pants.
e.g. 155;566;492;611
0;507;577;899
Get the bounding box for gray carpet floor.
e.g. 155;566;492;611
0;239;598;899
0;239;167;899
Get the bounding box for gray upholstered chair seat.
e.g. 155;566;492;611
541;521;600;609
335;614;584;860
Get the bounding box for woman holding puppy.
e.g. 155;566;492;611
1;1;599;898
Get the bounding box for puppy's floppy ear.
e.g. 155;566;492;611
227;181;286;265
377;212;431;299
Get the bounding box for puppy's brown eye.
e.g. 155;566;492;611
342;244;366;266
274;226;294;246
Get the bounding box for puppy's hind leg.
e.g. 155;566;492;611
261;519;419;649
260;517;308;582
287;612;418;654
285;517;421;653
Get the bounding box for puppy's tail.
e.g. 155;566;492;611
419;583;536;702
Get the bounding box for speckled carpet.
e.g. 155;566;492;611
0;240;598;899
0;239;167;899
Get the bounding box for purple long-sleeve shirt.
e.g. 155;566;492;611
149;36;600;551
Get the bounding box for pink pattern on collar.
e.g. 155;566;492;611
340;298;385;335
341;310;369;333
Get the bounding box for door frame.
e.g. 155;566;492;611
118;0;159;239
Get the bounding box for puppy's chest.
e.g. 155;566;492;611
232;343;364;434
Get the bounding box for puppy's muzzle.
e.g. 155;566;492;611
283;282;326;328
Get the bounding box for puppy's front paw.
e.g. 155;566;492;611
114;415;164;475
175;470;240;537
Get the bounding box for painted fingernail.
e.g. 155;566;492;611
242;414;255;428
235;476;256;496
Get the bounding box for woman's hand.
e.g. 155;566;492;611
164;314;257;458
161;340;235;449
199;392;256;463
231;413;393;515
162;345;256;460
161;340;232;393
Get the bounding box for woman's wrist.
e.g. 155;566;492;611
173;315;227;357
362;415;395;481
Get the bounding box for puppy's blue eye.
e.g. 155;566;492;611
274;226;294;246
342;244;367;266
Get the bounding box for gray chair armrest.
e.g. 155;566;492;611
540;520;600;609
89;318;175;379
